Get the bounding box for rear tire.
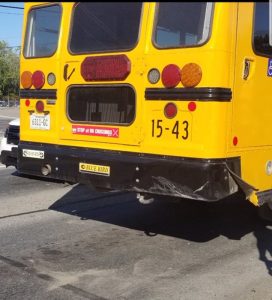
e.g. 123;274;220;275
258;203;272;222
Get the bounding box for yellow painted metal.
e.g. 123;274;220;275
229;3;272;205
20;2;63;145
20;2;237;157
20;2;272;205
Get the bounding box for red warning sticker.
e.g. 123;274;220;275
72;125;119;138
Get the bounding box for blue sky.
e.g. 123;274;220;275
0;2;24;48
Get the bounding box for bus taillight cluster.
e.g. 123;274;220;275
148;63;202;88
21;70;55;89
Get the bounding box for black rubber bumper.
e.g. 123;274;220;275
0;147;18;168
18;142;241;201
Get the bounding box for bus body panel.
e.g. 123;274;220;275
20;3;237;159
18;2;272;205
228;3;272;204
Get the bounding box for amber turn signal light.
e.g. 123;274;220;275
21;71;33;89
180;63;202;88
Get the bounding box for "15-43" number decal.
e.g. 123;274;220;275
151;119;189;140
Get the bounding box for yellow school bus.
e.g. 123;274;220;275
18;2;272;215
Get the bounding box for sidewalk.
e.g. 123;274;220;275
0;107;20;119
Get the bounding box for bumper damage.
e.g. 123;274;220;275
18;142;251;202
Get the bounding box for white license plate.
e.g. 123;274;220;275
30;114;50;130
22;149;44;159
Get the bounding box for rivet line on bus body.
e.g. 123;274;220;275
55;167;58;171
55;157;58;161
136;166;139;171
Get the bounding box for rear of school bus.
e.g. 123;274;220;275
18;2;243;202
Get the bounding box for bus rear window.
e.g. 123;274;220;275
24;5;61;58
154;3;213;48
68;86;135;125
69;3;142;54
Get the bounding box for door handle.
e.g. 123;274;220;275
64;64;75;81
243;59;250;80
64;64;68;81
243;58;254;80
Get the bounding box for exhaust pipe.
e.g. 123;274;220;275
41;164;52;176
137;193;154;205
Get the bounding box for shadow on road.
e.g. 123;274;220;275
47;184;272;275
254;224;272;275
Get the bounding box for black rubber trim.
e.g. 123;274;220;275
20;89;57;99
145;87;232;101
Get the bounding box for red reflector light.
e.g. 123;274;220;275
164;102;177;119
161;64;181;88
32;70;45;89
36;100;44;113
81;55;131;81
25;99;30;107
188;101;197;112
233;136;238;146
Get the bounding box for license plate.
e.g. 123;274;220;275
22;149;44;159
79;163;110;176
30;114;50;130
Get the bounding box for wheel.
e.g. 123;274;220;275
258;203;272;222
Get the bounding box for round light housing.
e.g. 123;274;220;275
180;63;202;88
21;71;33;89
148;68;160;84
188;101;197;112
164;102;177;119
161;64;181;88
36;100;44;113
32;70;45;89
47;72;56;86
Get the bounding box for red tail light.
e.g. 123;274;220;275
36;100;44;113
161;64;181;88
32;70;45;89
164;102;177;119
81;55;131;81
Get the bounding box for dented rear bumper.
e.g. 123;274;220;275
18;142;249;201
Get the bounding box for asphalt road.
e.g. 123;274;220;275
1;110;272;299
1;165;272;299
